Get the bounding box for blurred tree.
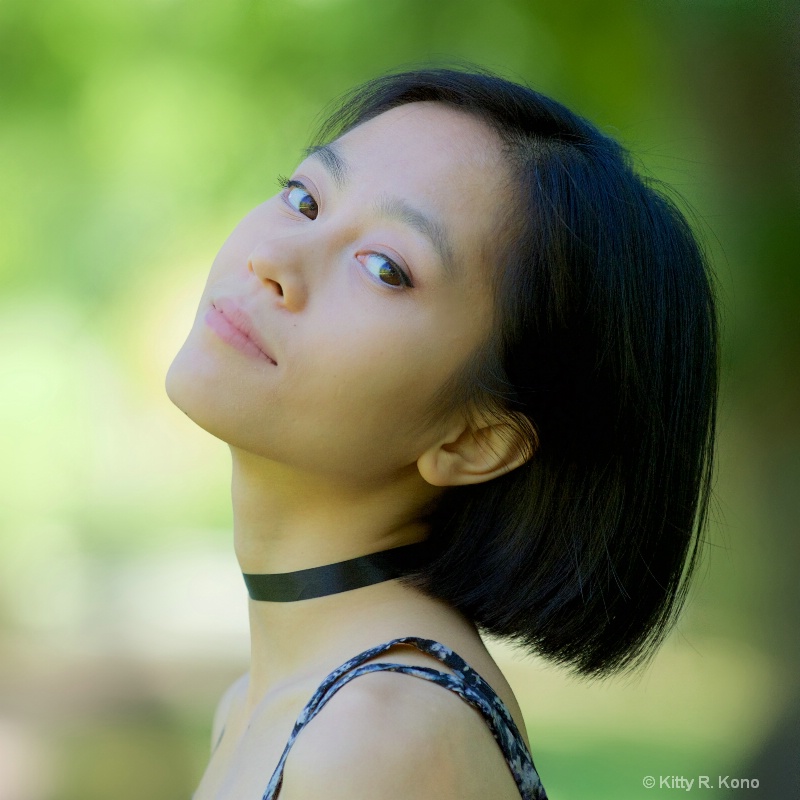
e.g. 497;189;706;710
1;0;797;797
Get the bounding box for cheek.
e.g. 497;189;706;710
297;325;427;414
296;305;477;426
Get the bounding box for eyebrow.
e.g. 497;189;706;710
302;142;457;279
303;143;349;191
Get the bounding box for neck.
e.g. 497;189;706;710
228;446;445;711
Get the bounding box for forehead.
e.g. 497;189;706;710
337;101;502;170
319;103;510;278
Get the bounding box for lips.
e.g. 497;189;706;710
209;298;277;365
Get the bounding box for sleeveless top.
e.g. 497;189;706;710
206;636;548;800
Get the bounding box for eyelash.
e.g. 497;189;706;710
275;175;414;290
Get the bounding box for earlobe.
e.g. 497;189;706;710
416;415;536;488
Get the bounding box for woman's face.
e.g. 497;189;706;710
166;101;511;488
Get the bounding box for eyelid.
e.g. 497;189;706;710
358;251;414;289
279;176;319;210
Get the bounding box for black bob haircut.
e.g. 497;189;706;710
309;66;720;677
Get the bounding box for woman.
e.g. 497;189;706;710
166;66;719;800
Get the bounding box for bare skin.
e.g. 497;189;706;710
166;102;532;799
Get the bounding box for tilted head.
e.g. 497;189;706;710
168;65;720;677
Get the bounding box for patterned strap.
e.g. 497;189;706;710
261;636;547;800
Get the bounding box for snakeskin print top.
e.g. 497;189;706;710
232;635;548;799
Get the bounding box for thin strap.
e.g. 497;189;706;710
261;637;547;800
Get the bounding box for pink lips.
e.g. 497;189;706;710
205;299;277;365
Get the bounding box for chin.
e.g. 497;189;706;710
164;339;272;456
164;341;225;435
164;348;188;409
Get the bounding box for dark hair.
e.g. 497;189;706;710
311;66;720;677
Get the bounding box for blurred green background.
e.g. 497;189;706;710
1;0;797;798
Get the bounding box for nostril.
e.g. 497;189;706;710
247;252;288;300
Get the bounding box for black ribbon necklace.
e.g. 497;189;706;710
242;540;430;602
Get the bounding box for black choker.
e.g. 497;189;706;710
242;541;430;602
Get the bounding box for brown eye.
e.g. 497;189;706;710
286;183;318;219
360;253;413;288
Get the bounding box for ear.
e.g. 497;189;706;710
416;412;537;488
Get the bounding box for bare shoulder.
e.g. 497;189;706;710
210;671;248;751
278;666;522;800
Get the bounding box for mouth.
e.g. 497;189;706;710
206;300;277;365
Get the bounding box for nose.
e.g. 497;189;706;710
247;235;308;312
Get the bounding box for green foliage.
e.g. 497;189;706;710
1;1;796;797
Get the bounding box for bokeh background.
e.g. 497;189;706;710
1;0;798;798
